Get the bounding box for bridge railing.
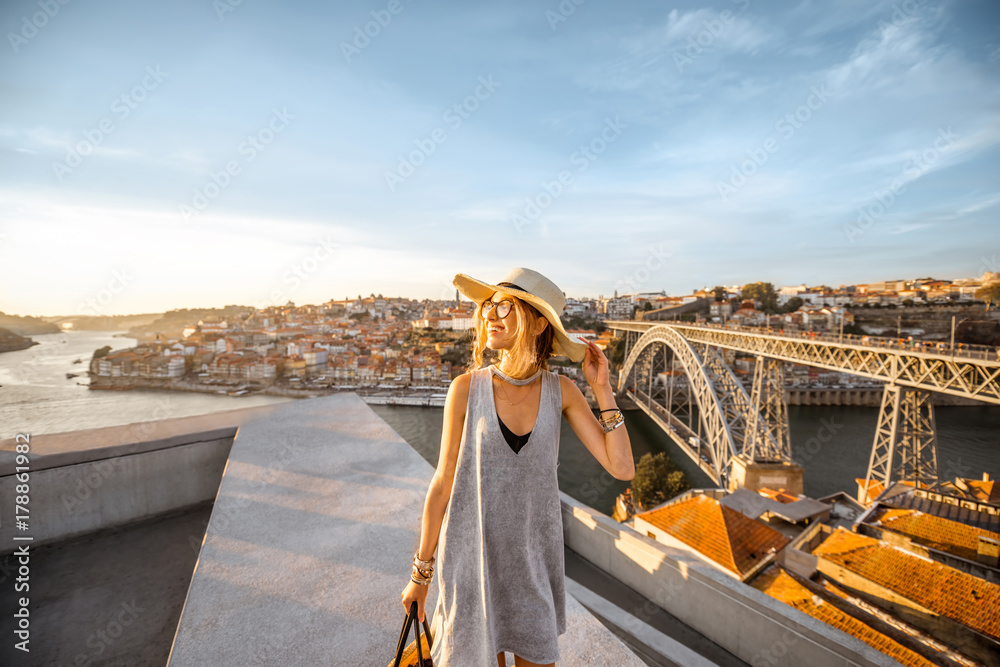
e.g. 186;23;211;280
609;320;1000;362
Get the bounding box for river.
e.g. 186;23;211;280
2;330;997;515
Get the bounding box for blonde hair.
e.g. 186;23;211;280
469;296;555;378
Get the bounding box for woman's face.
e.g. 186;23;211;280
482;291;548;353
483;290;518;353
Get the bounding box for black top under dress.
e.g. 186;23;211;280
496;410;531;453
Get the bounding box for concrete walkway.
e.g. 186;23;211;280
168;393;646;665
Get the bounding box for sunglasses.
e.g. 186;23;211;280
480;298;513;319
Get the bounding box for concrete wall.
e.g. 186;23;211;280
560;493;901;667
0;438;231;553
0;404;285;555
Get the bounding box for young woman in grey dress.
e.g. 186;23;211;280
400;267;635;667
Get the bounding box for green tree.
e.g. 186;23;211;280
631;452;690;510
712;286;726;301
780;296;804;313
741;282;779;313
607;336;628;366
92;345;112;359
642;301;653;311
976;283;1000;311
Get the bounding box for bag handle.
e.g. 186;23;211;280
392;600;434;667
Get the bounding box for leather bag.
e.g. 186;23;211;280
389;600;434;667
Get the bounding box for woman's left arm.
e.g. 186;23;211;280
561;339;635;481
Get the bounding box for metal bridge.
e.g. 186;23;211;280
607;320;1000;496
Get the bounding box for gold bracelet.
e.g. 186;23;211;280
599;410;624;432
598;409;622;425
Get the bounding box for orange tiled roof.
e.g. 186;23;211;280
813;528;1000;640
752;566;936;667
635;494;789;577
856;478;885;504
872;507;1000;563
964;478;1000;504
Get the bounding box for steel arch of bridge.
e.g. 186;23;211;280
618;327;779;487
609;321;1000;405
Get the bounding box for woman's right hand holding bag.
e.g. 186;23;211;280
401;578;429;624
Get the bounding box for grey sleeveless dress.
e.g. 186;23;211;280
429;365;567;665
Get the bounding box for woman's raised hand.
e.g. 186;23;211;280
582;339;609;388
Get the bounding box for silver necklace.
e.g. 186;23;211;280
490;365;542;386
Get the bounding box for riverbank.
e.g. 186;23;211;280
87;375;454;404
0;327;39;353
89;376;343;399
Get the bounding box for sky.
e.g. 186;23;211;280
1;0;999;317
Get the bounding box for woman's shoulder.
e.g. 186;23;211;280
449;368;486;397
551;371;583;408
450;369;477;390
442;371;475;416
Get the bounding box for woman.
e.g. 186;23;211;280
400;267;635;667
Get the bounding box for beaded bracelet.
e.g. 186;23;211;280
598;408;622;423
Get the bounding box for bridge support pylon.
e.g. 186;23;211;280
746;356;791;462
729;356;803;494
860;384;940;505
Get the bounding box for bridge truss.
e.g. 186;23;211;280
611;322;1000;498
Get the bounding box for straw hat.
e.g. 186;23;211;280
453;267;588;362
